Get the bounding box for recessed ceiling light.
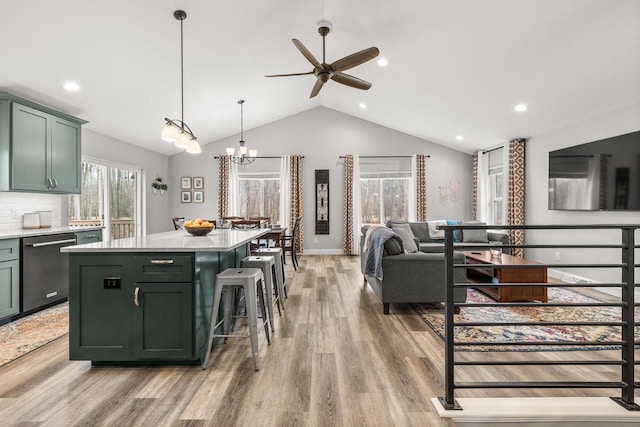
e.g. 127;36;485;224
63;81;81;92
377;57;388;67
456;135;464;141
359;102;367;109
514;103;528;112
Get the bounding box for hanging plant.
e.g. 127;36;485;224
151;175;168;194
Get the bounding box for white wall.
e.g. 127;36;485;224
169;106;472;252
525;104;640;286
81;129;170;234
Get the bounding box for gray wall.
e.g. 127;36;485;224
169;106;472;252
525;104;640;286
81;128;170;235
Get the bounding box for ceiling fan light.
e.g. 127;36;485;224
226;147;235;156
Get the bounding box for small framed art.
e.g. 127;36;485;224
193;191;204;203
193;177;204;189
181;177;192;189
181;191;192;203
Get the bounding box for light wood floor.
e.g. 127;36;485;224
0;255;637;426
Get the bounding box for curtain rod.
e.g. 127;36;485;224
481;147;503;154
338;155;430;159
213;156;305;159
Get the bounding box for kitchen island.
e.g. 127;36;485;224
61;228;268;365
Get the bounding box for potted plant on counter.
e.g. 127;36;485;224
151;175;168;195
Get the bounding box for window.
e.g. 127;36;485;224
487;148;505;226
69;159;142;240
360;172;410;225
237;173;280;221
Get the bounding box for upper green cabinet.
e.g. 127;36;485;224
0;92;87;194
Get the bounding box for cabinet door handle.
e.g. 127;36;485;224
150;259;174;264
134;287;140;306
52;178;58;189
47;178;53;188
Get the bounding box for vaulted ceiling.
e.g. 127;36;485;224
1;0;638;156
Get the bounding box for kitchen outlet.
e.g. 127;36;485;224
10;208;18;218
104;277;121;289
554;252;561;261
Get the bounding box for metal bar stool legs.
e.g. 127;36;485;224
241;256;283;333
202;268;270;371
254;247;287;298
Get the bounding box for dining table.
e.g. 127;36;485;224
262;227;287;247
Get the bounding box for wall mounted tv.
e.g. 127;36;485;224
548;130;640;211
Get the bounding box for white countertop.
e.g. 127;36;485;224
60;228;269;253
0;226;104;240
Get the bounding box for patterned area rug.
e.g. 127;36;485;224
0;302;69;367
412;287;639;352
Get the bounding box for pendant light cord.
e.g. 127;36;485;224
180;14;184;130
239;100;245;142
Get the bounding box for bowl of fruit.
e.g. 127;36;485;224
183;219;214;236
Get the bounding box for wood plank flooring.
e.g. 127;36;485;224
0;255;636;426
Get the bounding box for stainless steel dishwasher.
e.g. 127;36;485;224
21;233;77;313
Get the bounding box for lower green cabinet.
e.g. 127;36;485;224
0;239;20;321
69;253;195;362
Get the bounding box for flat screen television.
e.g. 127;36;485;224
548;130;640;211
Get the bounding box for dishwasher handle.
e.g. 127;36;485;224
28;238;77;248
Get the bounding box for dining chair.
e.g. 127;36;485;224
231;219;262;229
172;217;185;230
281;217;301;270
223;216;244;221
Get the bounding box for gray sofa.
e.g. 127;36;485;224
360;225;467;314
385;220;509;253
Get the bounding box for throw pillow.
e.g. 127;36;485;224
391;223;419;253
446;219;461;242
383;236;404;255
461;220;489;243
427;220;447;240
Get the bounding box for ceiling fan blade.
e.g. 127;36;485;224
292;39;321;67
265;71;314;77
309;79;324;98
331;72;372;90
331;47;379;72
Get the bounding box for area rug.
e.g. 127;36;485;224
0;302;69;367
412;288;639;352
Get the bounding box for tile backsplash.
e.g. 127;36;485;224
0;192;63;231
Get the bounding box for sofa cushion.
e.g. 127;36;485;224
461;220;489;243
391;223;419;253
383;236;404;255
427;220;447;240
446;219;461;242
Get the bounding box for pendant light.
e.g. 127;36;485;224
161;10;201;154
226;100;257;165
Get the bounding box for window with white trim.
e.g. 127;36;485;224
237;172;280;220
360;171;411;225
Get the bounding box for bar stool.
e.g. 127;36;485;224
241;256;283;333
254;247;287;298
202;268;270;371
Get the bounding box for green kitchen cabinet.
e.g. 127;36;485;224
0;93;87;194
0;239;20;321
69;253;195;362
74;230;103;245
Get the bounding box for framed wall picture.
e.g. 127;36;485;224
315;169;329;234
193;177;204;189
181;191;192;203
181;177;192;189
193;191;204;203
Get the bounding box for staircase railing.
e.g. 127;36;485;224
439;224;639;411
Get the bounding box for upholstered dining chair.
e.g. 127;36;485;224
281;217;301;270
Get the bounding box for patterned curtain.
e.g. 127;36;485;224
472;152;478;220
507;139;526;258
217;155;230;218
416;154;427;222
290;155;304;254
343;155;355;254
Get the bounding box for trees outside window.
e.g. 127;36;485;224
237;174;280;222
360;173;409;225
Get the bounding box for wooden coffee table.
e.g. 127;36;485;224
464;251;548;303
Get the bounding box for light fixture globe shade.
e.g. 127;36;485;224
161;122;180;143
186;138;201;154
239;145;248;156
249;149;258;158
226;147;235;156
174;131;190;149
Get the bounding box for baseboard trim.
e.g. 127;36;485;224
301;249;350;255
432;396;640;426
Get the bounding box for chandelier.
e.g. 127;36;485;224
161;10;201;154
226;100;257;164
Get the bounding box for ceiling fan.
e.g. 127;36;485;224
266;22;380;98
